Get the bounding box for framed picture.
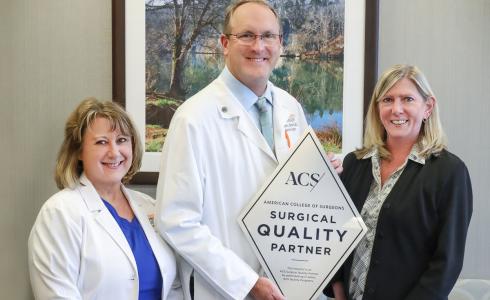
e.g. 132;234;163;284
112;0;379;184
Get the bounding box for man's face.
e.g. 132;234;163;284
221;3;282;95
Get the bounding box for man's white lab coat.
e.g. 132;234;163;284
156;76;308;300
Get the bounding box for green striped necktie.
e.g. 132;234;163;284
255;96;274;151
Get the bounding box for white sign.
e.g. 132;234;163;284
239;127;367;300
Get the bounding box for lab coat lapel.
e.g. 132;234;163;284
78;174;137;270
215;79;277;162
123;187;170;287
272;88;295;164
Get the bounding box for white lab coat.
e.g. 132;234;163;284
156;76;308;300
28;174;183;300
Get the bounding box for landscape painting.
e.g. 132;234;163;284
144;0;346;153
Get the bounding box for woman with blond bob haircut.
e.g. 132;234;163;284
55;97;143;189
325;65;472;300
28;98;182;300
360;64;446;159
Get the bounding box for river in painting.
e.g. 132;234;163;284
146;53;343;153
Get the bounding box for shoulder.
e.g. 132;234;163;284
270;83;307;128
422;151;472;215
40;188;86;214
271;83;301;106
435;149;466;165
33;187;88;229
339;151;372;183
425;149;469;174
408;150;472;198
343;151;358;162
173;78;225;120
342;151;365;168
165;81;223;139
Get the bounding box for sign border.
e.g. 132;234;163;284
239;128;367;299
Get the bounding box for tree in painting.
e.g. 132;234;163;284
146;0;226;99
145;0;346;153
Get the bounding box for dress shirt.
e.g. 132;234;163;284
220;66;273;131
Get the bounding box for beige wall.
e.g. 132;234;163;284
0;0;111;298
379;0;490;278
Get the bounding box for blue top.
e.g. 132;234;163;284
102;199;163;300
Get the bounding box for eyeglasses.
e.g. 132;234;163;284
225;32;282;45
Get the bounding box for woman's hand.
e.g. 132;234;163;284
332;281;347;300
327;152;343;174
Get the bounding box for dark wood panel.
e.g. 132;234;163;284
363;0;379;119
112;0;125;108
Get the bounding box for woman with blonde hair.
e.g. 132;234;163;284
326;64;472;300
28;98;182;300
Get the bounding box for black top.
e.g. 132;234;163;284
325;149;472;300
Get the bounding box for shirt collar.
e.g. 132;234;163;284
408;144;425;164
220;66;273;110
362;144;426;165
361;148;377;160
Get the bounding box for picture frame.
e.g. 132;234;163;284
112;0;379;184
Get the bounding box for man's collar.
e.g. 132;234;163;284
220;66;272;109
408;144;425;164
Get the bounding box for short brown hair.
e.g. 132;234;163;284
223;0;280;34
55;98;143;189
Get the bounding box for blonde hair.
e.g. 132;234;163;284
356;64;447;159
223;0;280;34
55;98;143;189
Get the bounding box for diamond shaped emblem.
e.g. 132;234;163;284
239;128;367;299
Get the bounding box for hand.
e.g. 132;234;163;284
250;277;285;300
327;152;343;174
332;281;347;300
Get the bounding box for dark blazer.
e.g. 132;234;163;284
326;149;472;300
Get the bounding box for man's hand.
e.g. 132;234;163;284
327;152;343;174
250;277;285;300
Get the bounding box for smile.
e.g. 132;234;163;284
391;120;408;125
102;161;123;168
247;57;267;62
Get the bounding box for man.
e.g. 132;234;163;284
156;1;341;299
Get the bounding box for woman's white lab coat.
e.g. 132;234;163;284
156;77;308;300
28;174;183;300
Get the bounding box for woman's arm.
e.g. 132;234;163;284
28;202;83;300
404;159;473;300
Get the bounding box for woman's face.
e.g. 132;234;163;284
79;117;132;189
378;78;434;146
